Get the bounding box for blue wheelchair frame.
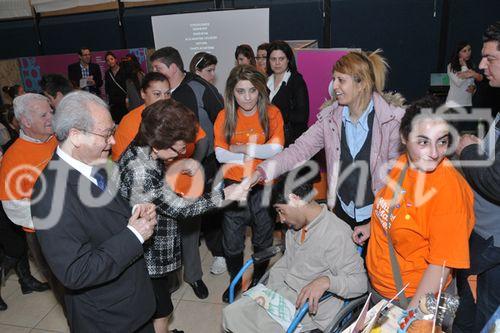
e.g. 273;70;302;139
228;245;365;333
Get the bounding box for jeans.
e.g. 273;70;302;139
453;232;500;332
222;184;274;257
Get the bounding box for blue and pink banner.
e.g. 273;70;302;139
18;48;149;96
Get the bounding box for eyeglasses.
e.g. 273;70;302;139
169;144;186;155
81;125;116;143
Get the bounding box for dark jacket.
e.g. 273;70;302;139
270;71;310;145
172;72;224;182
126;79;143;111
172;72;224;123
115;145;224;277
460;137;500;204
31;154;155;332
105;68;128;123
68;62;103;96
104;68;127;105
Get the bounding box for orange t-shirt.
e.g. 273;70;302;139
214;105;284;182
165;128;206;198
111;104;206;197
0;136;58;232
112;104;145;161
366;155;475;299
0;136;58;200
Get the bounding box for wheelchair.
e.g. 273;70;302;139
228;245;368;333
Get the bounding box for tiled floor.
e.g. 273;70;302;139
0;230;283;333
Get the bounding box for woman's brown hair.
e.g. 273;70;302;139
134;99;197;150
223;65;270;143
235;44;256;66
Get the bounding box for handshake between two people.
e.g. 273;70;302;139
223;169;266;202
126;170;265;241
221;168;264;202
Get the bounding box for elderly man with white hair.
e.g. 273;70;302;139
31;90;158;332
0;93;58;304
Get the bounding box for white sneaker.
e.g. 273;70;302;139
210;256;227;275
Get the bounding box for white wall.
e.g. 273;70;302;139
152;8;269;93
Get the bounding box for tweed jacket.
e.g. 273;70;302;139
115;145;224;277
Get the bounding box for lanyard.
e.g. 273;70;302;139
385;162;409;308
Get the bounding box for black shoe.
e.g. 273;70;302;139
0;295;6;311
249;254;269;289
0;266;7;311
249;276;262;289
1;255;18;282
15;255;50;294
19;276;50;294
189;279;208;299
222;281;241;304
222;253;244;303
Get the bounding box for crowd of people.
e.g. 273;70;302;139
0;20;498;333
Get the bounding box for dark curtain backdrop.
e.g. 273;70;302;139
0;0;497;101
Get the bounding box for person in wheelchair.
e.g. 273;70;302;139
222;177;367;333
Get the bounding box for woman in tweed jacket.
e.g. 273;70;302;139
114;99;245;333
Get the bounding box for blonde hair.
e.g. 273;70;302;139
223;65;270;143
333;49;388;108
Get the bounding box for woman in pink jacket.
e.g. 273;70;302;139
253;50;405;238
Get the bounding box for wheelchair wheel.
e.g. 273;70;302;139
323;295;369;333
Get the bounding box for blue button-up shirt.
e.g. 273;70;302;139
339;99;374;222
341;99;374;158
80;63;90;91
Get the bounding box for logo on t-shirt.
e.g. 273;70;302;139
374;196;395;230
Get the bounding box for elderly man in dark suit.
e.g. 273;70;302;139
31;91;157;332
67;47;103;96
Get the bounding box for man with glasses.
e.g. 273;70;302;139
31;91;158;332
68;47;103;96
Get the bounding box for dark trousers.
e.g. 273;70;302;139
202;157;224;257
201;210;224;257
222;185;274;257
179;156;221;282
0;208;26;258
332;204;370;258
180;216;202;284
26;233;66;309
453;232;500;332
